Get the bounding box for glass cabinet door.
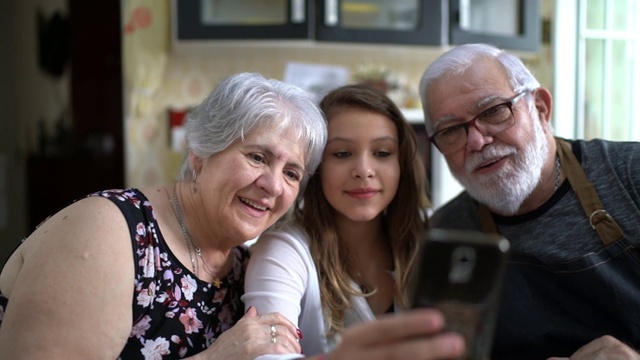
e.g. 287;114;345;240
200;0;289;25
315;0;447;45
330;0;419;30
458;0;520;37
175;0;311;40
449;0;540;51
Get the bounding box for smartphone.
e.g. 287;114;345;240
409;229;510;360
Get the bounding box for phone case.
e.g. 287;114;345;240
410;229;510;360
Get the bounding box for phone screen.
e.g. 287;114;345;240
410;229;510;360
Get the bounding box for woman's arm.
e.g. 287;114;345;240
243;226;312;325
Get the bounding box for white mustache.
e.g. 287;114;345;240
465;145;517;174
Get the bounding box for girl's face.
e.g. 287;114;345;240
320;107;400;223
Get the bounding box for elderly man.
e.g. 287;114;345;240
419;43;640;359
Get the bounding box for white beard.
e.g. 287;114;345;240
453;118;549;215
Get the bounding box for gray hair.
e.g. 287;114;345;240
178;72;327;186
419;43;541;135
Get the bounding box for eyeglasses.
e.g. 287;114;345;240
429;91;529;155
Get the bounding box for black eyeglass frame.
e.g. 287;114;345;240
428;91;530;154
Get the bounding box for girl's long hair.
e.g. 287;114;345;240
293;84;430;337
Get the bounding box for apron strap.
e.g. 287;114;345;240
555;137;624;245
478;138;624;246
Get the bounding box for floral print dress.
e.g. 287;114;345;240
0;188;250;360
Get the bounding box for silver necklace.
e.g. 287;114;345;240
168;184;223;287
166;185;198;275
554;155;561;191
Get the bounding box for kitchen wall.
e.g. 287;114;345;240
128;42;450;187
125;0;554;195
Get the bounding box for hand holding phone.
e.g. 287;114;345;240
409;229;510;360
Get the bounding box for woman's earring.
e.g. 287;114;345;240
191;170;198;193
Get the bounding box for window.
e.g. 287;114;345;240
554;0;640;141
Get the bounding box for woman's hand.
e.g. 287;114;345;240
327;308;465;360
548;335;640;360
201;307;301;360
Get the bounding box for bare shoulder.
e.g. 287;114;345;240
0;195;136;358
14;196;129;277
1;195;131;295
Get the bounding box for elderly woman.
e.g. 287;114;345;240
0;73;465;360
0;73;324;359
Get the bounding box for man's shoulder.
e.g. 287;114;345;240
576;137;640;156
574;138;640;174
429;192;481;230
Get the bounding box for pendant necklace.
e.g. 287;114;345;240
167;184;223;288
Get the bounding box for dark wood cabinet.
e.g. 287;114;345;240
26;0;124;230
69;0;123;152
26;155;122;229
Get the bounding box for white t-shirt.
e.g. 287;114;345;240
242;221;382;359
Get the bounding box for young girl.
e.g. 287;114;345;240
243;84;434;359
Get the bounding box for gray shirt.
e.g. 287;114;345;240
430;138;640;261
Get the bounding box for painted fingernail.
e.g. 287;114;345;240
296;328;303;339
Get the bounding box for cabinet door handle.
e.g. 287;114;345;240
291;0;305;23
325;0;338;26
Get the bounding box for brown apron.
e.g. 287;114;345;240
477;138;639;359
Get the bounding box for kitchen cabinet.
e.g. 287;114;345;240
315;0;446;45
174;0;312;40
27;0;124;230
449;0;540;51
174;0;539;51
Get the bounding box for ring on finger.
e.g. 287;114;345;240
270;324;277;343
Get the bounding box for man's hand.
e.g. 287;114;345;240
548;335;640;360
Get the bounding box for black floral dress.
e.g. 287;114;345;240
0;188;250;359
